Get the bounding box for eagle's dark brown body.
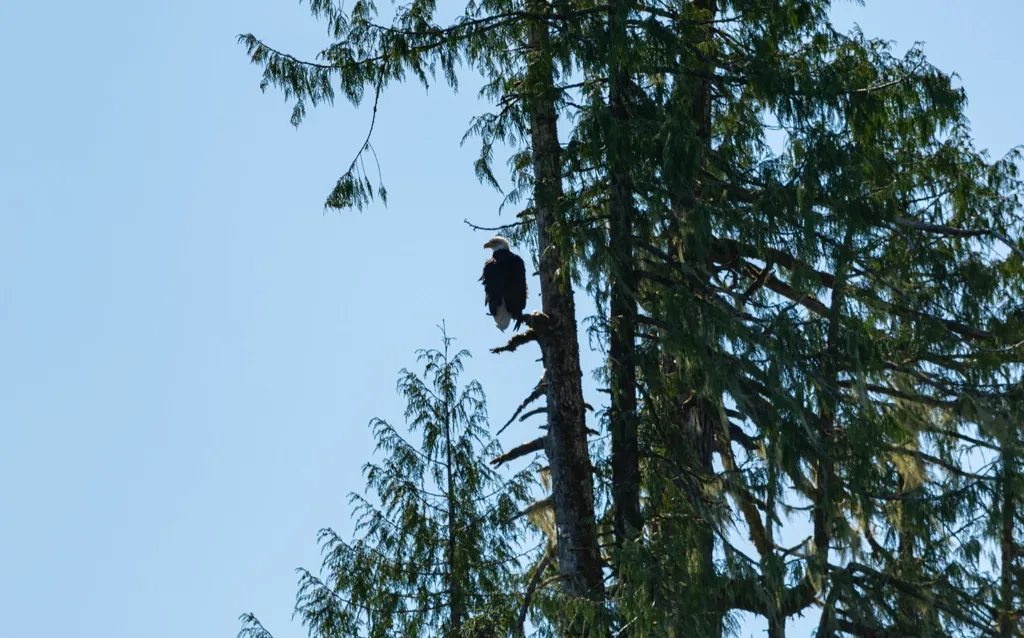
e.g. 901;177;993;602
480;248;527;331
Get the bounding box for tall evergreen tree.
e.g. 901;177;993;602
238;329;534;638
238;1;609;631
513;0;607;618
238;0;1024;635
593;3;1024;635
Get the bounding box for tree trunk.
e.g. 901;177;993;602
656;1;722;633
766;440;785;638
524;0;605;621
894;470;925;630
444;389;462;635
812;231;852;616
607;0;642;549
999;430;1019;638
684;397;721;636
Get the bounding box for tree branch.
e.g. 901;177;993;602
464;218;527;233
497;374;547;436
491;328;540;354
517;548;554;636
492;436;546;467
514;496;554;521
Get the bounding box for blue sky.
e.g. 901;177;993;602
0;1;1021;637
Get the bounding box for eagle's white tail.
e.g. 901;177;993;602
493;302;511;331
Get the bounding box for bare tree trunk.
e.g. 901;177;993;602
607;0;642;549
524;0;605;622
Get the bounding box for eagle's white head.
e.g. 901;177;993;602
483;236;511;253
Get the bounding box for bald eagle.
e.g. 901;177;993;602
480;236;527;331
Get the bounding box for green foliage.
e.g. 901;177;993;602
239;0;1024;635
239;328;535;637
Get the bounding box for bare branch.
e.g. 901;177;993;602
497;373;547;436
517;548;554;637
518;407;548;423
464;218;527;233
492;436;546;467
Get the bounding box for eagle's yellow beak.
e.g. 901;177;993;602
483;240;494;249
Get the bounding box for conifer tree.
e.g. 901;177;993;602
237;0;1024;635
579;3;1024;635
238;329;534;638
237;1;609;631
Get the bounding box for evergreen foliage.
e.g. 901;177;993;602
238;0;1024;636
239;328;535;638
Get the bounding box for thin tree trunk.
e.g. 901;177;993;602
444;369;462;635
999;430;1019;637
685;397;721;636
812;230;853;618
607;0;642;549
524;0;605;623
894;470;923;630
765;438;785;638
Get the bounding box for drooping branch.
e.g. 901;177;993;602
666;231;1002;344
893;218;1024;261
709;237;836;288
846;563;999;636
464;217;528;234
708;254;996;343
885;445;997;481
834;379;957;408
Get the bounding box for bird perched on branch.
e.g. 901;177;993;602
480;236;527;332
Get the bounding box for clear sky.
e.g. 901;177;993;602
0;1;1021;637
